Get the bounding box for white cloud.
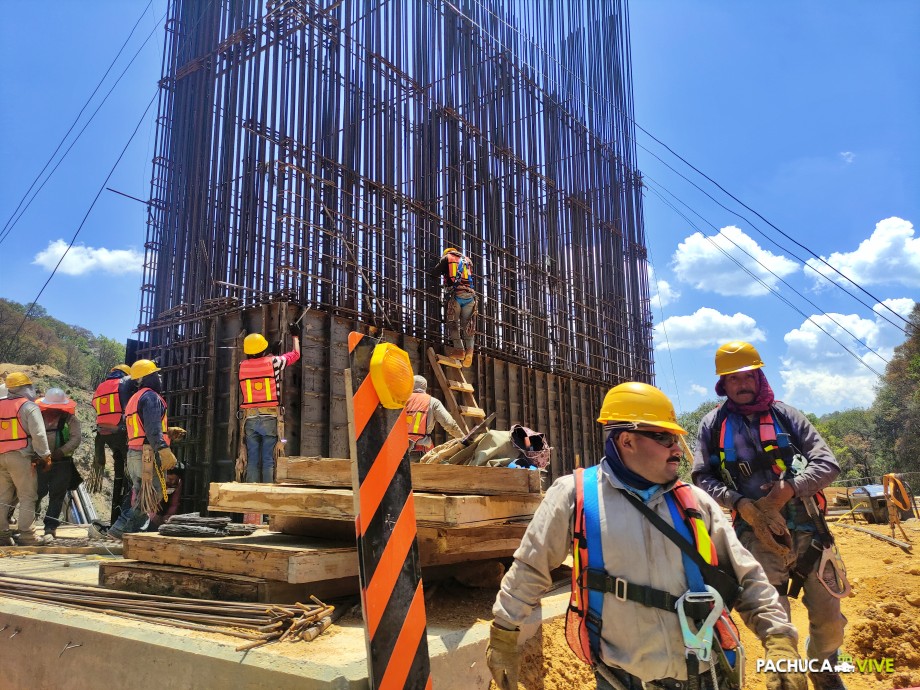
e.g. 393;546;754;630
778;299;916;412
839;151;855;164
654;307;766;350
805;217;920;290
672;226;799;296
650;279;680;308
33;239;144;276
690;384;709;397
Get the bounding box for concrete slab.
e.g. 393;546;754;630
0;553;568;689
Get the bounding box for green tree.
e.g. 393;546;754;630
872;303;920;473
817;408;876;479
678;399;721;454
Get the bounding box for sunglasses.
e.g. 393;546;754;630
633;430;681;448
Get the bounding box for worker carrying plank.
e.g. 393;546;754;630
405;375;463;462
235;325;300;483
431;247;477;367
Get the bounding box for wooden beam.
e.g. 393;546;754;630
209;482;542;526
275;456;541;494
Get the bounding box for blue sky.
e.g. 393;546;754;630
1;1;917;416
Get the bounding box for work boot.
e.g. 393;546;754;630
14;532;41;546
0;531;14;547
87;523;109;540
808;671;847;690
462;349;474;368
446;346;465;361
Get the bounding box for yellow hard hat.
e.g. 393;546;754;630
4;372;33;389
443;247;459;256
715;341;764;376
111;364;131;375
597;382;686;434
244;333;269;355
130;359;161;380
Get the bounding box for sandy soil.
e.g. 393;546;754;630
489;518;920;690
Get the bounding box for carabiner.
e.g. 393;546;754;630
675;585;723;662
817;544;851;599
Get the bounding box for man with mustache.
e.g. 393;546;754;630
692;341;847;690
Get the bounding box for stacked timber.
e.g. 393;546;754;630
100;456;542;602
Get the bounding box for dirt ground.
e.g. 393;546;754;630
488;518;920;690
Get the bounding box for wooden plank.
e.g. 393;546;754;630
459;405;485;418
448;382;474;393
122;530;357;584
436;354;462;368
209;483;542;527
99;560;317;603
276;456;542;495
427;347;469;433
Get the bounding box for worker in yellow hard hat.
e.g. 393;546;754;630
488;381;806;690
236;323;301;490
432;247;477;367
91;364;135;524
0;372;53;546
692;341;847;690
90;360;178;542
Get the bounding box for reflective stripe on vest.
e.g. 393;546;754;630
0;398;29;453
713;409;791;478
124;388;170;449
92;377;124;427
404;392;431;442
238;357;279;409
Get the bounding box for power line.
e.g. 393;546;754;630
0;92;159;362
0;2;161;247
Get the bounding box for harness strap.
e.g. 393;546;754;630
583;464;605;657
584;570;714;619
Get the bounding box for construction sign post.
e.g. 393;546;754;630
347;332;432;690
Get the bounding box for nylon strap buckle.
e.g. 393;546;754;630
675;585;723;663
614;577;627;601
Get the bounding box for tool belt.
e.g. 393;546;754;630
241;406;281;418
599;664;718;690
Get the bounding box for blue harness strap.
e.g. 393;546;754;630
665;493;706;593
582;464;604;659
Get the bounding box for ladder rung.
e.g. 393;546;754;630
436;355;462;368
449;382;474;393
459;406;485;418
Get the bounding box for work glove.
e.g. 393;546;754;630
758;479;795;512
166;426;187;443
51;448;65;462
486;623;520;690
33;455;52;473
158;447;178;471
737;498;793;561
288;322;300;337
763;634;807;690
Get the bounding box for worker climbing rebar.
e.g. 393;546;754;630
432;247;477;368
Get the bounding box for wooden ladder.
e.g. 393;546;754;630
425;347;486;434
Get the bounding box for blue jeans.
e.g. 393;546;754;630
245;415;278;483
109;449;164;537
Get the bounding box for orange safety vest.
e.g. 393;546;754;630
92;377;124;428
238;357;279;409
405;392;432;444
444;252;474;290
124;388;170;450
0;398;29;453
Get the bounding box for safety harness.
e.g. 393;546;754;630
443;251;474;293
566;465;744;689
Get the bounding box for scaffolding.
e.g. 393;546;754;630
137;0;653;507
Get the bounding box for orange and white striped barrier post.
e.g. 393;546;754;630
348;332;431;690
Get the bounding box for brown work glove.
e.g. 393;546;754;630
737;498;793;561
758;479;795;512
166;426;187;443
33;455;52;473
486;623;520;690
763;634;807;690
158;447;178;471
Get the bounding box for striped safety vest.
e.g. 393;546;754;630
405;392;431;445
92;377;124;429
124;388;170;450
0;398;29;453
238;356;279;409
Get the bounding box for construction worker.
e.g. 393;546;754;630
92;364;132;523
432;247;477;367
692;341;847;690
488;382;806;690
90;360;177;541
405;375;463;462
0;372;52;546
236;325;300;483
35;388;82;543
